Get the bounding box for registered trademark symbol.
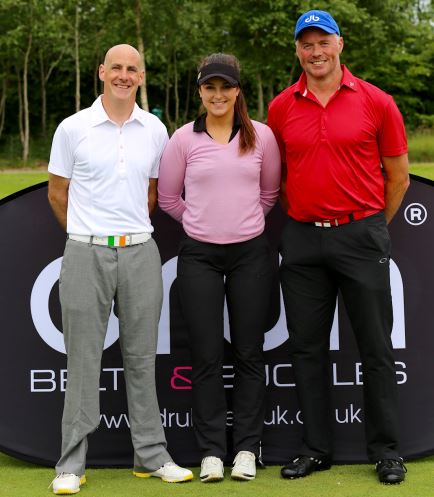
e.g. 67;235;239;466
404;203;427;225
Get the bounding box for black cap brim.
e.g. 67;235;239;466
197;73;239;87
197;62;240;87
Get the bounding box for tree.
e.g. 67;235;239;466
0;0;433;165
34;0;70;136
0;0;35;161
217;0;298;121
135;0;149;111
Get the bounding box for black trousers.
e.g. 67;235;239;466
279;212;400;462
177;233;273;459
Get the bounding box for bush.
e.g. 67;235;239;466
0;135;51;169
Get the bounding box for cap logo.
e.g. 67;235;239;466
305;14;320;23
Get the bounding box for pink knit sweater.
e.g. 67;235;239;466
158;120;281;244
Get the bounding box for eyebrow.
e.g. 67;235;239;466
110;63;139;70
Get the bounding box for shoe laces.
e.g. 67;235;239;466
48;472;77;489
233;451;255;470
156;461;186;474
293;455;318;463
376;459;407;472
202;456;222;470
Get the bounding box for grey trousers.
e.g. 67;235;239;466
56;238;171;476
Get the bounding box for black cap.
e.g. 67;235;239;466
197;63;240;87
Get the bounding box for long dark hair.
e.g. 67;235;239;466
198;53;256;154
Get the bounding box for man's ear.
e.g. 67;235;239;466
98;64;105;82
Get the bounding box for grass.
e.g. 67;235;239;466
407;131;434;163
1;451;434;497
408;162;434;181
0;170;48;199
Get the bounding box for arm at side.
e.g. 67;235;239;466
382;153;410;224
48;173;70;231
148;178;158;215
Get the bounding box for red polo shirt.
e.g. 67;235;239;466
267;65;408;222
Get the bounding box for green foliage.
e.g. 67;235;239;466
0;134;51;164
0;0;433;160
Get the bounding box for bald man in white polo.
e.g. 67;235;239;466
48;44;192;494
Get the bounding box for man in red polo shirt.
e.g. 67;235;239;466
268;10;409;484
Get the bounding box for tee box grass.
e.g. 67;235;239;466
1;451;434;497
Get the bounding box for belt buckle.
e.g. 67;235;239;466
93;235;105;244
116;235;127;247
107;235;127;247
315;220;332;228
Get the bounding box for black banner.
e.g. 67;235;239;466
0;175;433;466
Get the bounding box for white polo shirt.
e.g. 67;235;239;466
48;96;168;236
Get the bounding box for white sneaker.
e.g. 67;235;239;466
231;451;256;481
50;473;86;494
200;456;224;482
133;462;193;483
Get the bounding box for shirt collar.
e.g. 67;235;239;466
293;72;308;96
339;65;358;91
90;95;146;127
294;65;358;97
193;112;241;133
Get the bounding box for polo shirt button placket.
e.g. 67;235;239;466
320;112;327;142
118;127;127;179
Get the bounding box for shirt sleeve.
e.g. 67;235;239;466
48;123;74;178
157;130;187;222
378;97;408;157
259;126;281;215
150;126;169;178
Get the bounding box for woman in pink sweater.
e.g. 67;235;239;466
158;53;281;483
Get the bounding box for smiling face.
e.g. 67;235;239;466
198;77;240;120
296;28;343;83
99;44;144;105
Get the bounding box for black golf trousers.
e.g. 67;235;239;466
177;232;273;459
279;212;400;462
